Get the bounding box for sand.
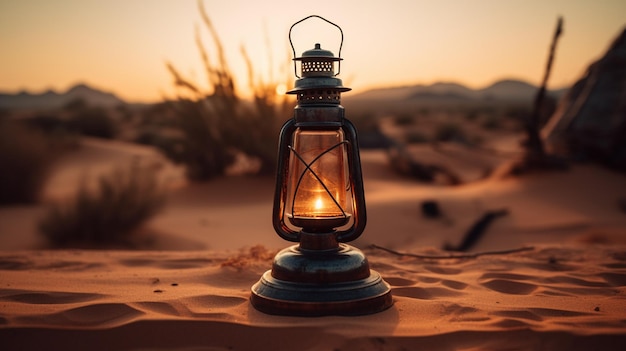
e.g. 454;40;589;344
1;245;625;350
3;137;626;252
1;137;626;349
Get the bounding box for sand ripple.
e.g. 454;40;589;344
1;245;625;350
15;303;144;327
0;289;105;304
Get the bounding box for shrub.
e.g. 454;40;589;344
38;162;166;246
434;122;468;143
405;131;429;144
68;106;117;138
393;113;415;126
25;113;81;151
162;1;290;180
417;107;431;117
481;114;502;130
134;128;183;163
464;110;480;122
163;98;236;180
0;120;53;204
26;113;66;132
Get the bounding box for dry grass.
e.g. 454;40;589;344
38;162;166;247
161;0;292;180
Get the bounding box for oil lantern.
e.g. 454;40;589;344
250;15;392;316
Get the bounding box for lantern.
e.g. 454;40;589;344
250;15;392;316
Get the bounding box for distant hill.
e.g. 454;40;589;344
0;79;569;110
478;80;541;101
0;83;125;110
348;79;567;103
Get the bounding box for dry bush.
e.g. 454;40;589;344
162;1;292;180
434;122;469;143
405;131;429;144
67;106;117;139
0;119;54;204
393;113;416;126
159;98;236;180
38;162;166;247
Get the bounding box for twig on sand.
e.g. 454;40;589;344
369;244;534;260
444;208;510;252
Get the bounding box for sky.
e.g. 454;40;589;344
0;0;624;103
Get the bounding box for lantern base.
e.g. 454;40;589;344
250;244;393;316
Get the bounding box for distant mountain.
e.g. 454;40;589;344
478;79;540;101
405;82;477;101
348;79;567;103
0;83;125;110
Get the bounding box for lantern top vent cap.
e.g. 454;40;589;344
295;43;342;61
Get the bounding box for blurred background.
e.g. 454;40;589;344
1;0;624;101
0;0;624;252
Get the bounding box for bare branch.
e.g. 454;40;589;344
525;16;564;159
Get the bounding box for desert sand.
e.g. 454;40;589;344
1;245;625;350
1;137;626;350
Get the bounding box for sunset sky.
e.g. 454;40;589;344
1;0;624;103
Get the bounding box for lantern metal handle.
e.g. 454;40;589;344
288;15;344;78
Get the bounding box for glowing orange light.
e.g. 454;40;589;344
285;129;352;231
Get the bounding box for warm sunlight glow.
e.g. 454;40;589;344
275;83;287;96
1;0;625;101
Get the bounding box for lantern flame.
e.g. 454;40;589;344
314;197;324;211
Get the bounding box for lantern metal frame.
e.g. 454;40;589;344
272;117;367;243
250;15;392;316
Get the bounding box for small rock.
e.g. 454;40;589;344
421;200;441;218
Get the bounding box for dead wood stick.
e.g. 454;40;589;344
525;16;564;159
